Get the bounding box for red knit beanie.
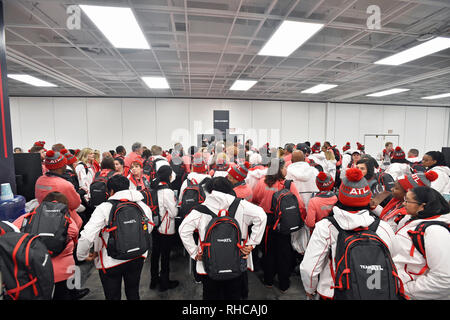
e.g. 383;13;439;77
391;146;405;160
338;168;372;207
316;171;335;191
44;150;67;170
397;171;438;192
60;148;77;166
192;153;208;173
311;142;321;154
227;161;250;182
356;142;364;151
342;142;351;152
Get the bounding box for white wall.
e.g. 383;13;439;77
9;96;450;158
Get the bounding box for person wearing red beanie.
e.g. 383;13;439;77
226;161;252;201
342;142;351;153
34;150;83;230
299;168;396;300
374;171;439;232
385;146;411;180
305;172;337;230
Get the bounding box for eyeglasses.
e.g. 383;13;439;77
404;199;421;205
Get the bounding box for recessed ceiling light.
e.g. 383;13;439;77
258;20;324;57
80;5;150;49
141;76;170;89
366;88;410;97
421;92;450;100
301;84;337;94
8;74;57;87
374;37;450;66
230;80;257;91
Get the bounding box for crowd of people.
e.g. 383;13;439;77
5;138;450;300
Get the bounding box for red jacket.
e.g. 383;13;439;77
34;173;83;230
234;182;253;202
252;178;305;215
305;192;337;229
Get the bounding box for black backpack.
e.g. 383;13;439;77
179;179;207;218
90;170;116;207
196;198;244;281
0;221;18;235
409;162;426;173
20;201;71;257
143;158;165;180
0;232;54;300
140;184;170;229
408;221;450;258
326;215;406;300
270;180;304;234
101;200;151;260
170;157;187;192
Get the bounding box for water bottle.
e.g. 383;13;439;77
0;183;26;221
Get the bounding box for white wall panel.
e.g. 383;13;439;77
9;97;22;149
308;102;326;144
382;105;406;146
155;98;190;149
53;97;88;150
121;98;156;150
404;106;427;156
251;101;282;147
425;107;447;154
86;98;122;152
332;103;360;148
281;101;309;145
18;97;54;151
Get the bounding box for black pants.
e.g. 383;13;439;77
98;258;144;300
201;275;242;300
150;231;175;287
263;228;292;291
53;280;72;300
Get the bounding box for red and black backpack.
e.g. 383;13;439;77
326;215;407;300
408;221;450;259
89;170;116;207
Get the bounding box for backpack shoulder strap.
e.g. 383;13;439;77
408;221;450;257
325;216;342;232
195;204;215;218
284;179;292;190
367;214;381;232
227;198;242;219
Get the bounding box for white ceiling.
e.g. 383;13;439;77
3;0;450;106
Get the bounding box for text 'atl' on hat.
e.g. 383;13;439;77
316;171;335;191
397;171;438;192
338;168;372;208
44;150;67;170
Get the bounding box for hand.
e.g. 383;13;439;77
306;292;316;300
195;252;203;261
240;245;253;259
85;252;97;262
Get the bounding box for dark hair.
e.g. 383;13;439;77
142;149;152;160
43;191;69;206
107;175;130;193
409;148;419;157
203;177;235;196
391;157;409;164
29;145;44;153
114;157;124;166
264;158;285;187
101;156;115;170
305;141;311;147
356;158;375;180
52;143;65;152
410;186;450;219
425;151;447;167
362;154;379;169
284;143;294;154
109;150;116;157
150;165;172;189
116;145;126;154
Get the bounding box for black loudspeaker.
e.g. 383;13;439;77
14;153;42;201
442;147;450;168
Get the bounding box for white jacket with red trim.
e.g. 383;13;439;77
299;206;396;298
428;166;450;195
393;214;450;300
285;161;319;210
156;183;178;235
76;189;153;270
178;190;267;275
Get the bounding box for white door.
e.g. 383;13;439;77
364;134;399;159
